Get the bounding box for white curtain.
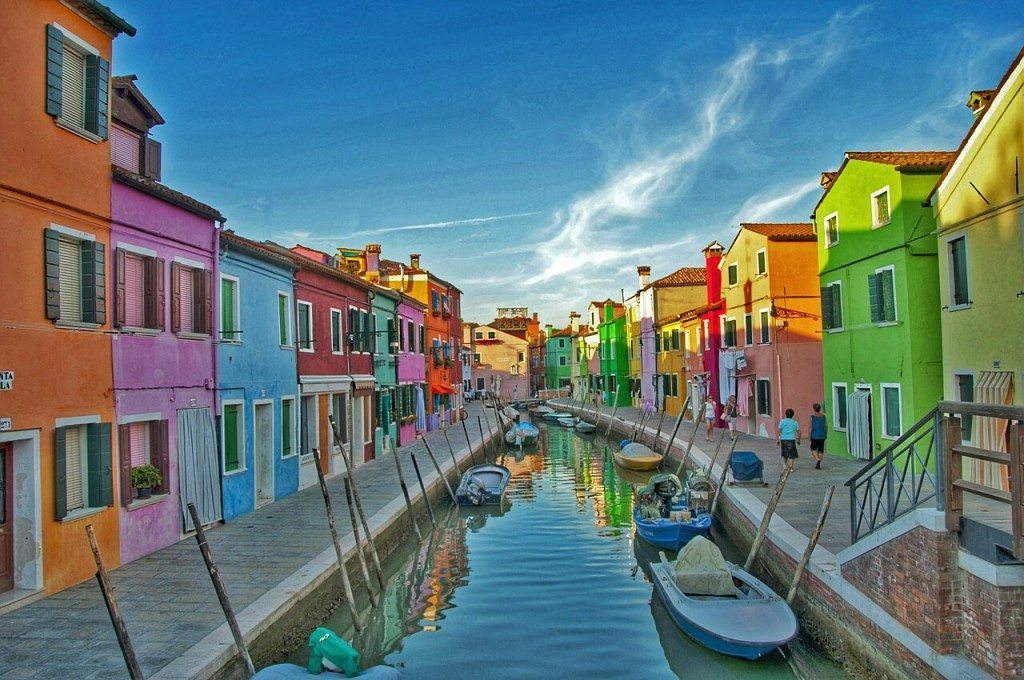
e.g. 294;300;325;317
966;371;1014;492
847;391;871;460
178;407;223;532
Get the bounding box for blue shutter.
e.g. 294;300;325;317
87;422;113;507
45;25;63;117
80;241;106;324
43;228;62;319
84;54;109;138
54;427;68;520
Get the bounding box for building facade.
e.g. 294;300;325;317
544;325;573;390
597;301;630;406
395;295;426;446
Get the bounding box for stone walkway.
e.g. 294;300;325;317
553;399;864;554
0;403;503;680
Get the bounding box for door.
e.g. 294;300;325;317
352;396;364;464
254;403;274;507
848;389;873;460
178;407;223;532
0;443;12;593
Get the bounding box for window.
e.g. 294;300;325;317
418;325;425;354
744;313;753;346
171;261;212;335
871;187;891;227
869;267;897;324
54;421;113;519
300;395;318;457
297;301;313;351
386;318;396;353
655;332;662;353
331;394;348;449
281;397;296;458
881;384;902;439
756;379;771;416
824;212;839;248
759;309;771;344
702;320;710;350
45;25;109;140
116;247;163;330
511;364;520;375
476;377;485;390
832;384;848;431
110;123;140;172
558;338;566;348
671;329;680;350
441;295;451;317
222;403;244;473
487;331;496;339
559;356;567;366
475;330;483;340
671;374;679;398
407;320;416;353
43;227;106;325
727;262;739;286
948;236;970;308
330;308;343;354
118;418;169;504
820;282;843;331
722;318;737;348
473;353;481;363
219;276;240;342
431;291;440;314
755;249;767;276
518;351;525;362
278;292;292;347
954;373;975;442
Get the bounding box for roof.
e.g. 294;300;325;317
678;299;724;323
67;0;136;37
379;257;462;294
811;151;956;218
112;166;224;222
261;242;379;294
589;299;623;309
649;266;706;288
220;231;296;270
111;75;165;127
740;223;815;240
549;326;573;338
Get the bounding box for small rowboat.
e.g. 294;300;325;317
633;505;711;550
613;442;663;470
541;411;573;422
557;417;579;428
534;405;554;415
650;541;799;660
505;423;540;448
575;421;597;434
455;463;511;506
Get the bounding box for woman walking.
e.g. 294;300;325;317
703;395;717;442
722;394;738;441
809;403;827;469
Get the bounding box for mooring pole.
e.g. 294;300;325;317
652;410;667;450
443;430;461;476
410;453;435;526
605;385;622;437
187;503;257;675
461;417;479;466
710;437;740;518
787;485;836;604
744;465;793;572
343;476;380;608
476;415;491;460
661;405;685;459
86;525;143;680
389;438;422;541
423;439;458;504
673;414;702;478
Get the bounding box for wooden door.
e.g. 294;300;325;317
0;443;13;593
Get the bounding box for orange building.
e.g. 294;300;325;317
0;1;135;599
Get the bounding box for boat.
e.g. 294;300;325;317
650;538;798;660
505;422;540;447
455;463;511;506
541;411;573;422
575;421;597;434
613;442;663;470
633;473;710;550
557;416;579;427
534;405;554;415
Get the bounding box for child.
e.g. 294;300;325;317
809;403;827;469
703;395;717;442
777;408;801;470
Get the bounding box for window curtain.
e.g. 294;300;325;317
177;407;222;532
847;391;872;460
966;371;1014;492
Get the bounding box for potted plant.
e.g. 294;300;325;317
131;464;163;500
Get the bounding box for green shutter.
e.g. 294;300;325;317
672;329;680;350
880;269;896;322
54;427;68;520
86;423;113;507
868;273;882;324
281;400;292;457
84;54;109;138
820;286;833;330
332;311;341;352
278;295;288;345
43;228;62;319
80;241;106;324
220;278;234;340
45;25;63;117
223;405;239;471
831;285;843;329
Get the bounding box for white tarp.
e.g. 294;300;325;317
674;535;735;596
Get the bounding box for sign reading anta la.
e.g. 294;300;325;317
0;371;13;390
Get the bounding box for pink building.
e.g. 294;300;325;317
396;294;426;445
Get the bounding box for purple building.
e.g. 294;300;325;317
109;77;224;562
395;294;427;445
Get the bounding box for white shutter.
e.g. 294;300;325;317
124;253;145;327
58;237;82;322
65;426;84;512
178;266;194;333
61;45;86;129
111;124;141;172
129;422;148;467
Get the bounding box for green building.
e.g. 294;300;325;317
544;324;573;389
813;151;954;460
598;302;631;406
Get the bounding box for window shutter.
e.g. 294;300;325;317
202;269;213;335
118;424;133;506
144;138;161;181
80;241;106;324
87;422;113;507
144;257;164;330
54;427;68;520
220;278;234;341
880;269;896;322
84;54;109;139
171;262;181;332
867;273;881;323
223;406;238;471
820;286;833;330
153;420;169;495
45;25;63;117
44;228;62;319
115;248;126;327
348;308;356;350
191;268;205;334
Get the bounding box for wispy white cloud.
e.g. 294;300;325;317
346;211;541;237
727;178;821;226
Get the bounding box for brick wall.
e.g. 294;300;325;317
961;570;1024;676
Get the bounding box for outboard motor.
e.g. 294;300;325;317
653;478;679;518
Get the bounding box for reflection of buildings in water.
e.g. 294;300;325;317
406;520;470;631
544;427;634;529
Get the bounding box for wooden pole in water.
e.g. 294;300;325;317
443;430;461;475
388;437;422;542
309;453;365;631
186;502;258;674
423;438;458;504
743;465;793;572
343;476;380;607
410;453;435;526
85;524;144;680
661;406;686;460
477;415;491;460
484;405;500;450
461;417;479;466
710;437;740;518
706;430;727;474
605;385;622;437
652;410;667;450
673;414;702;477
786;485;836;605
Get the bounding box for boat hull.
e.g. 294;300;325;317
633;507;711;550
613;450;663;471
455;464;511;506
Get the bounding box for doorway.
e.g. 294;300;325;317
254;402;274;508
0;443;12;593
848;387;874;460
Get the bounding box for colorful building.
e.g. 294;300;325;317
930;48;1024;490
0;0;134;597
673;243;726;424
813;152;954;459
368;282;400;460
544;324;573;390
597;301;630;406
109;79;225;550
654;316;686;415
468;311;529;400
578;328;600;400
719;223;822;439
395;295;426;446
217;232;299;520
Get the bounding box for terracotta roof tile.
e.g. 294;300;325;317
112;166;223;221
740;223;816;241
221;231;296;269
844;151;957;170
650;266;706;287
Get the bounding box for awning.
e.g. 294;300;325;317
431;382;458;395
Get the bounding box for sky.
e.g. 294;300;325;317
111;1;1022;327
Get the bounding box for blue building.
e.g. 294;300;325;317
217;231;300;519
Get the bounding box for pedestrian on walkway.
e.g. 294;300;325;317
703;394;717;442
808;403;827;469
777;408;801;470
722;395;738;441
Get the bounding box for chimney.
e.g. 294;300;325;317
410;253;421;269
637;265;651;288
604;302;614;323
703;241;724;304
364;243;381;283
569;311;580;335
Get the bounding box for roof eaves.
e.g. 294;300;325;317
112;166;224;222
68;0;136;37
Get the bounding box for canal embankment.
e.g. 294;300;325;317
553;398;994;680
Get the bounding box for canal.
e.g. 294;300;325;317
281;419;816;678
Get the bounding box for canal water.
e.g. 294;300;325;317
282;420;804;678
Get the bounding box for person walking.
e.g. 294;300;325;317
703;394;717;442
777;408;801;470
809;403;827;469
722;394;738;441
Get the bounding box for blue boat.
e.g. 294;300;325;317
455;464;511;506
633;505;711;550
650;544;798;660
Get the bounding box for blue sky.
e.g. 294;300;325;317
112;1;1021;326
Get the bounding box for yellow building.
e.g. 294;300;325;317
931;47;1024;490
654;316;686;415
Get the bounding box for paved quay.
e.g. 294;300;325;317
0;402;504;680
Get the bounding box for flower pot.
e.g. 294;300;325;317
136;487;152;500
